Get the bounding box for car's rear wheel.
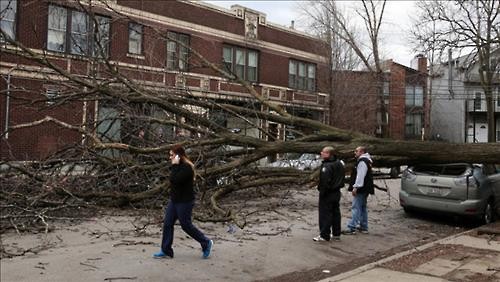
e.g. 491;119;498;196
403;207;412;215
482;200;495;224
389;167;400;178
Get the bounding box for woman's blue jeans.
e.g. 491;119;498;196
161;200;210;257
347;193;369;231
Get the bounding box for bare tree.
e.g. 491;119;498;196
300;0;389;136
1;1;499;234
411;0;500;142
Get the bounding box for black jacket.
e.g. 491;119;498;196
169;162;195;203
349;157;374;194
317;157;345;195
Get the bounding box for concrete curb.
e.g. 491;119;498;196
318;228;474;282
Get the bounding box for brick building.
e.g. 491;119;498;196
330;56;429;140
0;0;330;160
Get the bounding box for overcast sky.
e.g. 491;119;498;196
204;1;418;68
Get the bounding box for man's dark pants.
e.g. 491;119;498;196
318;190;341;240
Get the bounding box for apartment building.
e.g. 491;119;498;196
0;0;330;160
430;50;500;143
330;56;429;140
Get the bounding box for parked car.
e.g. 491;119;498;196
399;163;500;224
269;153;322;171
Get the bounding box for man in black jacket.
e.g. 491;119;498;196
313;146;346;242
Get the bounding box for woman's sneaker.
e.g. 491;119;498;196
202;240;213;259
153;250;172;259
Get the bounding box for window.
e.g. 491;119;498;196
222;45;258;82
474;92;481;110
47;5;67;52
383;81;390;104
92;15;110;57
45;88;59;105
405;85;424;107
496;87;500;107
70;10;88;55
167;31;189;71
0;0;17;40
405;113;422;137
47;5;110;57
128;23;143;54
289;59;315;91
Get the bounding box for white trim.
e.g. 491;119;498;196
1;65;327;111
126;53;145;60
1;59;329;99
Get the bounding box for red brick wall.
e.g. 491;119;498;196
1;78;84;160
17;1;47;50
118;0;245;36
2;0;329;160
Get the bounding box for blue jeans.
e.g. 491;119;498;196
161;200;210;257
347;193;368;231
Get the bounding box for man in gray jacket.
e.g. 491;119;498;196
344;146;374;235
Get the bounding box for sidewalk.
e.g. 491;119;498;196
319;223;500;282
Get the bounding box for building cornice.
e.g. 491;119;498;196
94;1;326;63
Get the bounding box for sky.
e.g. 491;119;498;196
204;1;418;68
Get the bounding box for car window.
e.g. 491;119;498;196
413;164;470;176
413;165;444;175
441;164;471;176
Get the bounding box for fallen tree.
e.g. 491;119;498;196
1;3;499;234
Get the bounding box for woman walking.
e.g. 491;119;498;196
153;145;213;259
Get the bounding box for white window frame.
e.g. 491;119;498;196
45;88;59;105
0;0;17;41
405;85;424;107
405;113;422;137
47;4;110;57
128;22;143;55
474;92;482;110
222;45;259;82
289;59;315;91
167;31;190;71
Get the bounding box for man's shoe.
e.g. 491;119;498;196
153;250;172;259
331;236;341;241
313;235;328;242
359;229;369;234
202;240;213;259
341;229;356;235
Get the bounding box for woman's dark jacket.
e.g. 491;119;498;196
169;162;195;203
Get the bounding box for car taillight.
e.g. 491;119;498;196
454;176;468;187
468;176;478;188
402;169;416;182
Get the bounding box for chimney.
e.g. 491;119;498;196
412;54;428;73
290;20;295;29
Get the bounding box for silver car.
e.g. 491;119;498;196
400;163;500;224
